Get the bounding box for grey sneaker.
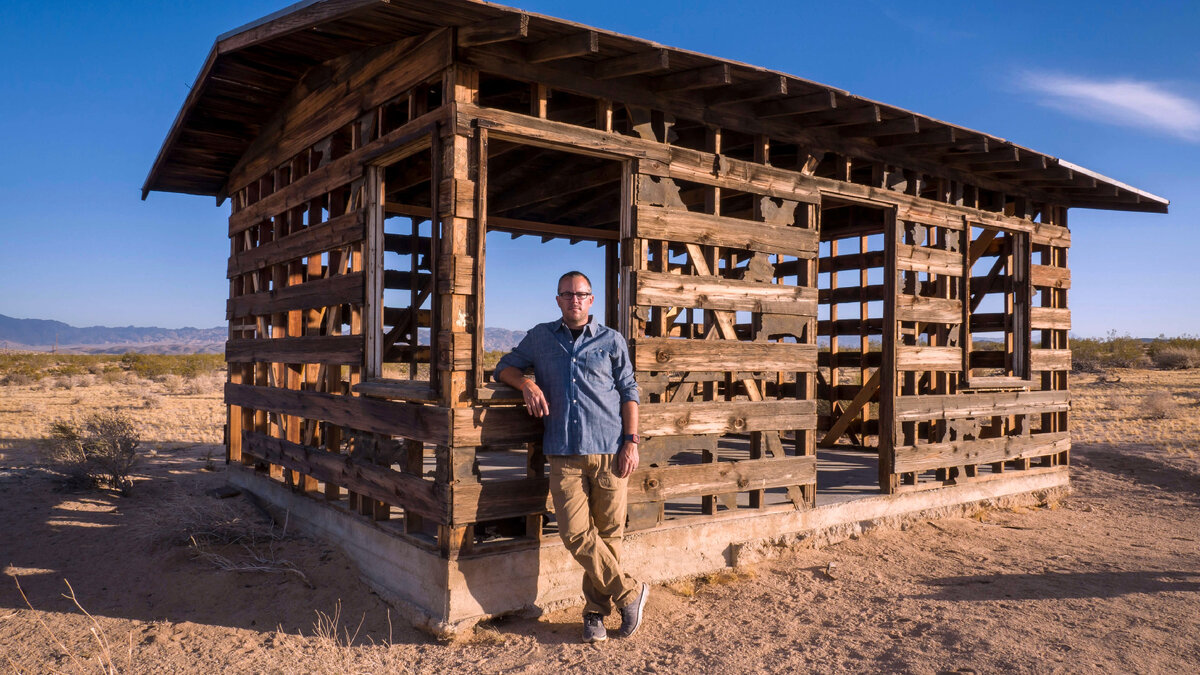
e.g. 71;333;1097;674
582;612;607;643
617;583;649;638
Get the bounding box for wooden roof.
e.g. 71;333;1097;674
143;0;1168;214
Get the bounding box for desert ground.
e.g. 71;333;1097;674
0;363;1197;673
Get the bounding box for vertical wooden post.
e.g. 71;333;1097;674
878;209;899;493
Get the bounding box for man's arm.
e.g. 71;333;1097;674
497;366;550;418
616;399;639;478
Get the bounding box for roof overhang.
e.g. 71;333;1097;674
143;0;1168;214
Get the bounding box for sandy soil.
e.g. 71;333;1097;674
0;369;1198;673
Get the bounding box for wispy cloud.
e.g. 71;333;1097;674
1020;72;1200;141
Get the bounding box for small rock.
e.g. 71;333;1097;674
207;485;241;499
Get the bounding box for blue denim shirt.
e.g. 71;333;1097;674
494;317;639;456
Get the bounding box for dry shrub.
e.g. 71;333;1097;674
2;372;33;386
1144;390;1178;419
41;411;141;494
1152;347;1199;370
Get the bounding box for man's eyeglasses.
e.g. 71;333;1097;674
557;291;593;299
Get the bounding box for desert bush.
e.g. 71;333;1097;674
1144;390;1178;419
1;371;34;386
41;411;141;494
1071;331;1150;371
1151;347;1199;370
121;352;224;380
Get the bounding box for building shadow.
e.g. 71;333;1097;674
916;569;1200;602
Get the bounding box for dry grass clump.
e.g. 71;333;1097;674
1144;390;1179;419
40;411;141;494
1152;347;1200;370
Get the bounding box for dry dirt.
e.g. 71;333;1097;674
1;369;1198;673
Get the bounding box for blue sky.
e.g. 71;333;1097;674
1;0;1196;336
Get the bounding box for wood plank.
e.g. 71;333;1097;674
1030;264;1071;289
640;400;817;436
450;406;544;446
1030;307;1071;330
893;390;1070;422
819;285;886;304
626;456;816;503
893;432;1070;473
457;14;529;47
225;382;451;445
754;91;837;118
227;272;363;319
243;431;447;523
1031;348;1072;371
527;31;598;63
462;103;671;162
635;270;818;316
228;212;364;278
631;338;818;372
896;345;961;371
644;149;822;203
352;378;438;403
230;169;364;237
895;243;962;276
895;295;962;324
450;477;551;525
651;64;731;92
634;205;818;257
592;49;670;79
226;336;362;365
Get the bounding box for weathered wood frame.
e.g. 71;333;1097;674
220;25;1074;558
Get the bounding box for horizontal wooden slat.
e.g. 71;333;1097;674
1030;264;1070;289
820;285;886;304
818;250;885;273
893;432;1070;473
383;233;432;256
896;295;962;323
640;400;817;436
226;336;362;365
895;243;963;276
450;406;544;446
227;272;363;319
352;378;438;403
1031;348;1071;371
243;431;447;523
893;390;1069;422
634;205;818;257
969;313;1007;332
627;455;816;503
226;382;451;445
654;147;823;203
384;270;433;291
1031;307;1071;330
230;165;365;236
635;271;817;316
450;477;551;525
897;345;961;371
631;338;817;372
818;350;882;369
228;211;364;278
818;318;884;335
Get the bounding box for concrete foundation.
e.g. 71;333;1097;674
230;465;1070;638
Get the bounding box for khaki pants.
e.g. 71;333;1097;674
548;454;641;615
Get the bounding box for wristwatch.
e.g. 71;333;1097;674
621;433;641;445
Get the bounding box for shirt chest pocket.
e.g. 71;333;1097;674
580;348;610;377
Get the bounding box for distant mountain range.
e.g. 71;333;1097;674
0;314;526;355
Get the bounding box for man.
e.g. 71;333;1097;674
494;271;649;643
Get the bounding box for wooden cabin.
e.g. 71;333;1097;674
143;0;1167;635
